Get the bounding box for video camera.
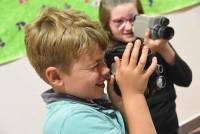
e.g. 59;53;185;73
105;44;153;96
133;15;174;40
105;15;172;96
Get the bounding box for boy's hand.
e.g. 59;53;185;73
108;40;157;134
114;40;157;97
107;75;124;112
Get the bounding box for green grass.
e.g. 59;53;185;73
0;0;199;64
141;0;200;15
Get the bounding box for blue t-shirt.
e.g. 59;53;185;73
44;100;126;134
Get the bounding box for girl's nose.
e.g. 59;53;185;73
124;21;132;31
118;21;132;31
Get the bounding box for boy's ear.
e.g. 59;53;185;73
45;67;64;90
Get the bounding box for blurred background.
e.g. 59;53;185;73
0;0;200;134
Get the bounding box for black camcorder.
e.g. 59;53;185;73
105;15;172;96
105;43;153;96
105;44;166;96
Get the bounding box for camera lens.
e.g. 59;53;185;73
150;25;160;39
158;26;174;40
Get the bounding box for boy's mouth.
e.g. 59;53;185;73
96;83;105;88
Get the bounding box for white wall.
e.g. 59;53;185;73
166;5;200;125
0;4;199;134
0;58;50;134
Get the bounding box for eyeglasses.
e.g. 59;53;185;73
110;16;133;29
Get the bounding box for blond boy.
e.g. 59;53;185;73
25;7;157;134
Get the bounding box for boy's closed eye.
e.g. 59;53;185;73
89;60;106;71
89;63;99;70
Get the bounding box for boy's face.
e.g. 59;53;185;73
61;44;110;100
109;3;138;43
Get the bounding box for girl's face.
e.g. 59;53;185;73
109;3;138;43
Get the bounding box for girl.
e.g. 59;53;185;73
99;0;192;134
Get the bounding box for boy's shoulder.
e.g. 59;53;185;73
44;100;125;134
46;100;115;120
47;100;100;115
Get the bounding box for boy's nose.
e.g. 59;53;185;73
102;66;110;80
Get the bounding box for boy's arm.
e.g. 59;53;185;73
110;40;157;134
122;94;155;134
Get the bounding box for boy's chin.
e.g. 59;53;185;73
95;91;105;99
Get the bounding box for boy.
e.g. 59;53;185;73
24;7;157;134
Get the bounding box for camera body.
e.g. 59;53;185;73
105;45;166;96
105;43;153;96
105;45;125;96
133;15;174;40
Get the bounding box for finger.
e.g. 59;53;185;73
114;56;121;70
107;75;114;94
137;46;149;71
158;39;168;45
129;40;141;67
107;75;120;100
145;57;157;77
121;43;133;66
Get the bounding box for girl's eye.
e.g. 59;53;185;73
115;20;123;23
113;19;124;25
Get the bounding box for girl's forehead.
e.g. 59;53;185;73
110;3;138;18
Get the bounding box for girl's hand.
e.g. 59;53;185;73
144;29;169;53
144;29;176;65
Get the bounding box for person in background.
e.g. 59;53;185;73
148;0;153;7
24;7;157;134
99;0;192;134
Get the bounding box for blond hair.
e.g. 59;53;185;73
25;7;109;82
